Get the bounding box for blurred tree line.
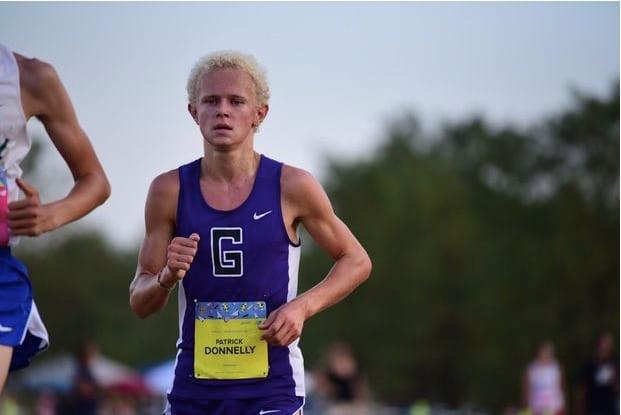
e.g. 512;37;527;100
14;82;618;412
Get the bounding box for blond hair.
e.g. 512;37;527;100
186;50;270;107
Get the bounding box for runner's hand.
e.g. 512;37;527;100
8;178;55;236
259;300;307;346
160;233;200;286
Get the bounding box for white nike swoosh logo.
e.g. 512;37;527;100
0;324;13;333
253;210;272;220
259;411;280;415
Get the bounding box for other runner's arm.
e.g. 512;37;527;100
260;167;372;346
8;57;110;236
129;171;199;318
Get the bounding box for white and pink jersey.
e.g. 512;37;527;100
527;361;565;414
0;43;32;246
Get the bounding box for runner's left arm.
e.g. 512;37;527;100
8;60;110;236
259;166;372;346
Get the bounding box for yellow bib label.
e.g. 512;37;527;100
194;301;268;380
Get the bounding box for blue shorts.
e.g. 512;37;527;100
165;395;304;415
0;247;49;371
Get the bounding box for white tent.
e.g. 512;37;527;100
142;359;176;395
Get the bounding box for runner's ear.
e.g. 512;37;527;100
188;103;198;125
255;104;269;126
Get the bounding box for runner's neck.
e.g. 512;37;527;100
201;149;260;184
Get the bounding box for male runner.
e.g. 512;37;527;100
129;51;372;415
0;44;111;393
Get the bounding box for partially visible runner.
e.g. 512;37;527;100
0;44;111;393
129;50;372;415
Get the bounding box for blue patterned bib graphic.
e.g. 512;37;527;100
195;301;267;322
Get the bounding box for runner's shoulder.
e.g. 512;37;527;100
281;164;320;198
148;169;180;207
281;164;329;215
14;54;61;97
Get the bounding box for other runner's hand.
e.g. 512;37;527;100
259;300;308;347
8;178;55;237
161;233;200;285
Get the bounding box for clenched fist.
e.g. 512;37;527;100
159;233;200;289
8;178;55;237
259;299;308;347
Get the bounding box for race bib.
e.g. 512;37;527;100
194;301;268;380
0;168;9;246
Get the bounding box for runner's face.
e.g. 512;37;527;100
191;69;264;149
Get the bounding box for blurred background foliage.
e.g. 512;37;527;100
13;81;619;412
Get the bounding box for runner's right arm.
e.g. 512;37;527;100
9;56;110;237
129;171;199;318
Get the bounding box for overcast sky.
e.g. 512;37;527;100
1;2;618;249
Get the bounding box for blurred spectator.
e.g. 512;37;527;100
35;390;58;415
68;340;101;415
522;340;566;415
576;331;619;415
314;341;371;414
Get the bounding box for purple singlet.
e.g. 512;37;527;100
167;154;305;405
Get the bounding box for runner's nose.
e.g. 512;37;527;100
215;101;231;118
